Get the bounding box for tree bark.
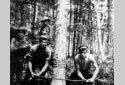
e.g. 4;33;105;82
35;2;38;23
20;4;24;26
72;26;76;57
32;0;36;33
51;0;70;85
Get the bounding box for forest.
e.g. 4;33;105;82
10;0;114;85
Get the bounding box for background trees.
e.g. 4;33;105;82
10;0;114;85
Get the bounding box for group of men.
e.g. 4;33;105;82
10;17;99;85
10;17;52;85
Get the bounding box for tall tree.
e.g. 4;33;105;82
32;0;36;31
51;0;70;85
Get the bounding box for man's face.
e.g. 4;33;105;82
40;40;48;47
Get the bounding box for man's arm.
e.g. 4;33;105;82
27;44;38;76
74;55;86;81
10;38;16;50
28;61;36;76
87;55;99;82
36;47;51;76
91;58;99;80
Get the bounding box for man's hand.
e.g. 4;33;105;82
35;73;41;77
82;78;87;82
29;72;37;80
86;78;94;83
34;69;42;77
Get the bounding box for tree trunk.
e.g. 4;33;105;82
97;25;105;61
51;0;70;85
67;0;72;57
72;27;76;57
20;4;24;26
32;0;36;33
107;0;114;55
53;0;55;24
35;2;38;23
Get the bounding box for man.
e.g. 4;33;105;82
10;28;30;85
38;17;51;38
69;45;99;85
24;35;52;85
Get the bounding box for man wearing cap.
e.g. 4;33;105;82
38;17;51;38
69;45;99;85
24;36;52;85
11;28;30;51
10;27;30;85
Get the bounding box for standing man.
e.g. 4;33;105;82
24;35;52;85
10;28;30;85
38;17;51;38
69;45;99;85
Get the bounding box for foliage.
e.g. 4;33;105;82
10;0;114;85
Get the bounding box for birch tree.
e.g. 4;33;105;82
51;0;70;85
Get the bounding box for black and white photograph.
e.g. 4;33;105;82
10;0;114;85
